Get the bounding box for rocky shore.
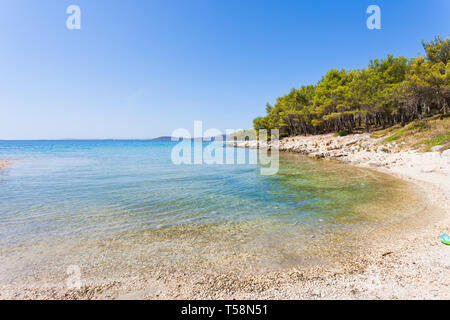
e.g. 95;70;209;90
230;133;450;299
1;136;449;300
234;133;450;173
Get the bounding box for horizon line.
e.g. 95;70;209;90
0;135;232;141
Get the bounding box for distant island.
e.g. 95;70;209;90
151;134;230;141
150;136;174;141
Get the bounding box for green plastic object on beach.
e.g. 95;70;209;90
440;234;450;245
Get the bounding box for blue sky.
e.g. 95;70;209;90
0;0;449;139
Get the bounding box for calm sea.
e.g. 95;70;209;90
0;140;423;282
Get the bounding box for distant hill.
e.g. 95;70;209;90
151;134;231;141
151;136;175;141
211;134;230;141
230;129;257;141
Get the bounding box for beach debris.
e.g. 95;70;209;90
440;234;450;246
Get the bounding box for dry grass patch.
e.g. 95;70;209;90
373;116;450;152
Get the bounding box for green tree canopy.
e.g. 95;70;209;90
253;36;450;136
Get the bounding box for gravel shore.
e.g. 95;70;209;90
230;133;450;299
1;135;449;299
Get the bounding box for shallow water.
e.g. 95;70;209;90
0;140;425;284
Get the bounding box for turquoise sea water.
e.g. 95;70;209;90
0;140;423;281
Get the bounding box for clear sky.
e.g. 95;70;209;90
0;0;449;139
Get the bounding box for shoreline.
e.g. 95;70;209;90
234;133;450;197
1;136;449;299
230;133;450;299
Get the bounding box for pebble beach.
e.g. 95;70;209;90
0;134;449;299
